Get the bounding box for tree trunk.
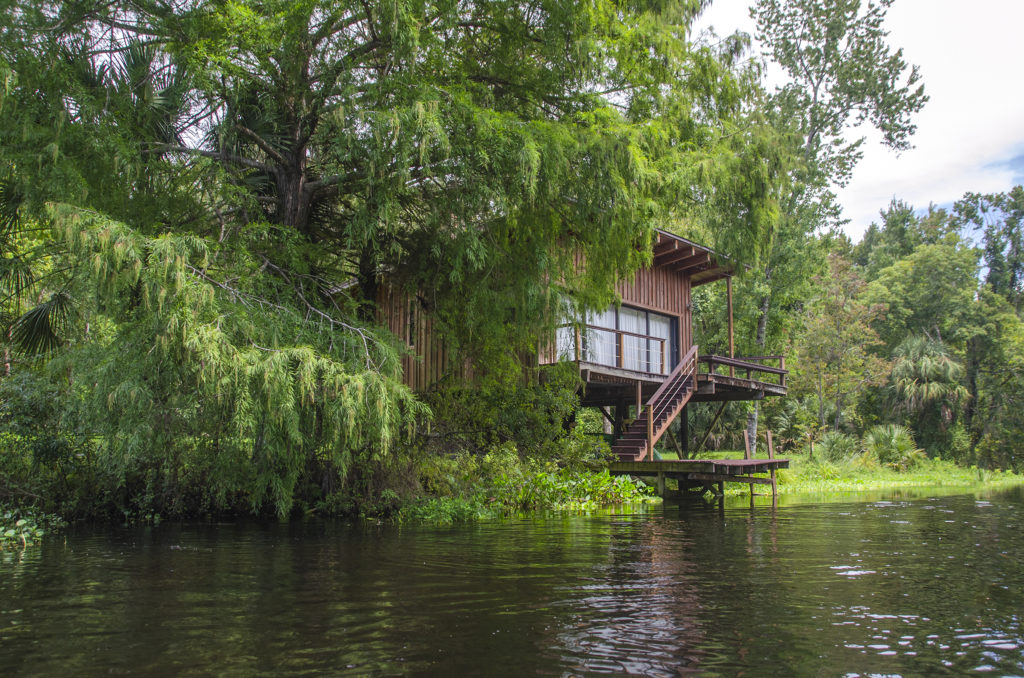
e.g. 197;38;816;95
965;337;980;463
276;164;312;236
817;369;826;429
357;246;379;322
746;406;759;456
746;266;773;455
834;386;843;432
755;271;773;347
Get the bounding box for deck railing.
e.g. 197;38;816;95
555;324;670;375
698;355;787;388
545;328;789;388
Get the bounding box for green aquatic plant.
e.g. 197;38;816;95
396;443;655;523
0;507;62;548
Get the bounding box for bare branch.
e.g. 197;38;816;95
233;125;288;165
157;145;274;173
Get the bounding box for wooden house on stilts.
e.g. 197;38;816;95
377;229;789;494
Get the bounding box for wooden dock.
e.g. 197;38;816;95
609;458;789;497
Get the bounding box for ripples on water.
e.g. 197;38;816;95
2;488;1023;676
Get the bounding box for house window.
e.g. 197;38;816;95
585;306;617;367
557;305;677;374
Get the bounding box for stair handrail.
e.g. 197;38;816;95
644;345;699;458
614;345;699;462
646;344;698;409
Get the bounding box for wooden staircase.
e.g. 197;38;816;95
611;345;698;462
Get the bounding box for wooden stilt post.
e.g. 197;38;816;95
744;429;754;497
657;472;666;498
696;402;728;453
767;429;778;498
647;404;654;460
727;276;735;377
681;406;690;458
666;426;683;458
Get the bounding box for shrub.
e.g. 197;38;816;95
817;431;859;463
407;441;652;520
862;424;926;471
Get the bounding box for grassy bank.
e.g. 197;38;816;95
7;445;1020;532
778;455;1023;494
678;450;1024;497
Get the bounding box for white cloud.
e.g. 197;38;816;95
695;0;1024;240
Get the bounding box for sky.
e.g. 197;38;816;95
695;0;1024;241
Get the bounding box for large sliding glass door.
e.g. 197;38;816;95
557;304;678;375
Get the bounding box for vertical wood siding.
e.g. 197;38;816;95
616;266;692;354
375;283;466;392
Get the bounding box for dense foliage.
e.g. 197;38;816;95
0;1;785;518
690;190;1024;473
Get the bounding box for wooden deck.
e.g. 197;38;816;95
692;355;786;402
692;371;787;402
576;356;786;408
609;458;789;497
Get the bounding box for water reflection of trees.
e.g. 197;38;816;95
549;517;707;676
3;495;1023;676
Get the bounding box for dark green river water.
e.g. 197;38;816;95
2;487;1023;676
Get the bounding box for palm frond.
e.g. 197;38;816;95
0;172;23;241
0;255;35;301
10;290;73;355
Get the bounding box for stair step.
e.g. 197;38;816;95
614;450;647;461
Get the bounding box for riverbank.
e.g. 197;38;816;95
388;449;1024;521
683;451;1024;497
5;449;1022;535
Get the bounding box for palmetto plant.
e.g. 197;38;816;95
862;424;925;471
1;39;188;357
817;430;859;463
